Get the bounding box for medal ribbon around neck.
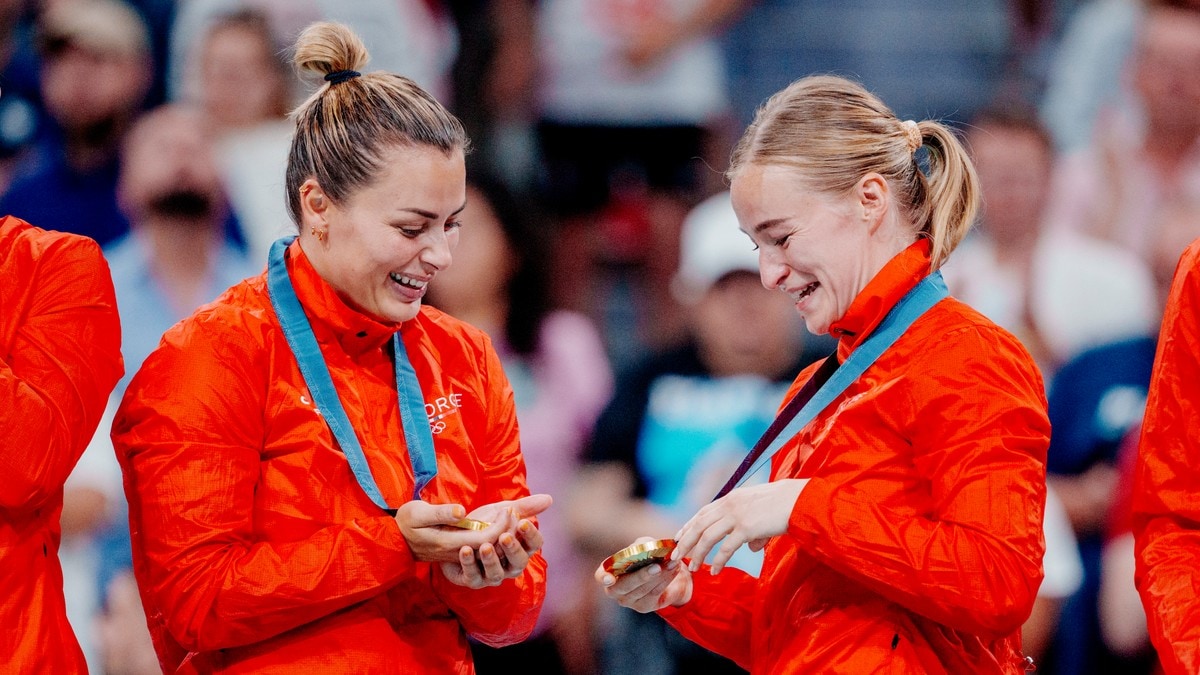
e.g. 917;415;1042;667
266;236;438;510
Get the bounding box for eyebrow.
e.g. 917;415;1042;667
752;217;789;234
400;201;468;219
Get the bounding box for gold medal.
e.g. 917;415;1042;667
603;539;677;577
449;518;490;531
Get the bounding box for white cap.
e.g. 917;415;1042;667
673;191;760;303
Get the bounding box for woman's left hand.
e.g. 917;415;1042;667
671;479;809;574
439;495;549;589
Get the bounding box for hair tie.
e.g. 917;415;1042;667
324;69;361;85
901;120;923;153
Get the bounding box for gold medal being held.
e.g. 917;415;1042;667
450;518;490;531
603;539;677;577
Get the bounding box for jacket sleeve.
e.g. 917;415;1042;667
1133;242;1200;675
431;340;546;647
0;235;122;511
657;566;758;669
113;317;416;652
788;326;1049;637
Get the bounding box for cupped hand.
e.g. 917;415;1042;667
437;493;552;589
595;537;692;613
670;479;808;574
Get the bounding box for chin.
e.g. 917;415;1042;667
804;318;832;336
377;301;421;324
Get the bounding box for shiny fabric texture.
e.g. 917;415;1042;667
0;216;123;672
113;241;545;674
1133;239;1200;675
659;240;1050;673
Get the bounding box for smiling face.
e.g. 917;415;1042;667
730;163;911;335
299;143;467;323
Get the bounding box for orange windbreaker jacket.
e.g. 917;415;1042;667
1;216;123;672
659;241;1050;674
113;241;545;674
1133;238;1200;675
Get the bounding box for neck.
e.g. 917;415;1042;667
63;120;125;172
141;216;220;311
991;227;1038;269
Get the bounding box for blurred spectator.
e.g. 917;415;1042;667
944;104;1157;375
169;0;457;104
1099;423;1158;669
1044;2;1200;266
721;0;1012;128
1024;484;1086;665
95;569;159;675
60;103;258;671
426;172;613;675
1040;0;1142;152
535;0;745;223
0;0;152;247
568;192;828;675
533;0;751;369
0;0;44;190
191;8;294;263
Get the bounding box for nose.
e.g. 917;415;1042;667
421;229;454;271
758;249;788;291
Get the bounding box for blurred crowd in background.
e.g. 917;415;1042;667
1;0;1197;673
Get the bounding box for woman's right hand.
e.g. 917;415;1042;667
394;500;515;564
595;537;693;613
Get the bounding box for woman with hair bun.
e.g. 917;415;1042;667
596;75;1051;673
114;22;548;673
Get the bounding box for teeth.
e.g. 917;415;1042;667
389;272;427;289
794;282;818;302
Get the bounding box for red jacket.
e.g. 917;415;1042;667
660;241;1050;673
0;216;123;672
1133;238;1200;675
113;241;545;673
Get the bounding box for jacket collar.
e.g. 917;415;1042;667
829;238;933;361
285;240;402;357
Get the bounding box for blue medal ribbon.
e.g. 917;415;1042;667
715;270;950;499
266;236;438;510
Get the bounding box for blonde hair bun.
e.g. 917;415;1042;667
293;21;368;79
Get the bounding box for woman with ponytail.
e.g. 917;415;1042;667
596;75;1050;673
114;22;547;673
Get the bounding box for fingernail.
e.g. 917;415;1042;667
602;575;615;587
669;550;680;561
689;561;699;572
519;520;531;532
667;560;679;570
647;564;661;576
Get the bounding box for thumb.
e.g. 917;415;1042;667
512;493;553;519
405;501;466;528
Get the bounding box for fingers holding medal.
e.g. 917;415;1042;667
596;537;692;613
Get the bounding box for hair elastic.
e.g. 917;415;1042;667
901;120;923;153
324;69;361;85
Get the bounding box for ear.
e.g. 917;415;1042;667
299;178;331;223
856;172;891;234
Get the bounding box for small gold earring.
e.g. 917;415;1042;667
311;226;327;242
